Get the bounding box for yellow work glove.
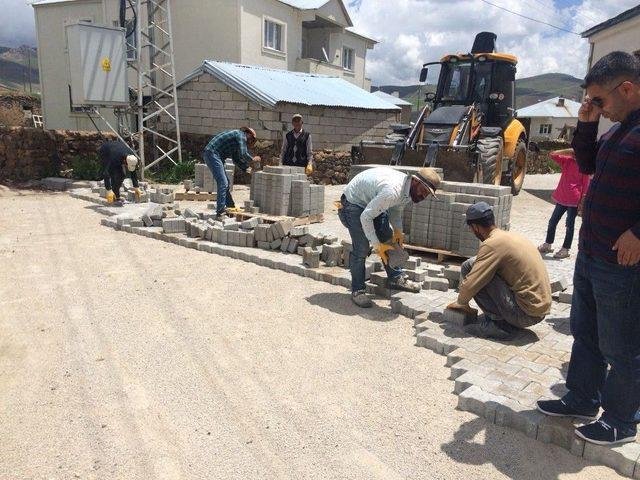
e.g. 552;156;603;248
246;167;253;175
376;243;395;265
134;188;141;202
305;163;314;175
392;228;404;246
106;190;115;203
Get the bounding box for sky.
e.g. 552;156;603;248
1;0;638;85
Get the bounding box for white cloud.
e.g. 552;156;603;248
348;0;639;85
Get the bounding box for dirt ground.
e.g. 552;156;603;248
0;185;622;479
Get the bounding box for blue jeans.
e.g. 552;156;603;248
563;252;640;434
545;203;578;249
338;196;403;292
203;149;230;215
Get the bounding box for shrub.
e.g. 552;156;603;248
146;157;196;184
71;154;103;180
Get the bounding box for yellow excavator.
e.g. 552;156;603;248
355;32;528;194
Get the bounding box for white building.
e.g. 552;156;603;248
516;97;580;141
32;0;376;130
581;4;640;136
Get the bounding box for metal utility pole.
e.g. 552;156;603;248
122;0;182;178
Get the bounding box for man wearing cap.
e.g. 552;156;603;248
339;166;441;307
203;127;261;219
447;202;552;339
98;140;140;203
280;114;314;175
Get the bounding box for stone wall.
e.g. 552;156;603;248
527;140;572;174
0;126;115;181
163;72;399;151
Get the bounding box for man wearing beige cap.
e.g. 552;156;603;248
339;166;441;307
204;127;260;219
280;114;314;175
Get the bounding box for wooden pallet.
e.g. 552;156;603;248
403;243;468;263
232;211;324;226
174;190;217;201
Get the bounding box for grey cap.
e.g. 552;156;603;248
466;202;493;220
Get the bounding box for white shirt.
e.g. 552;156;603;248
344;167;411;245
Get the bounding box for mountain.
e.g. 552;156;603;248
373;72;583;111
0;45;39;91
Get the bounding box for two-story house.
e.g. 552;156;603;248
32;0;376;131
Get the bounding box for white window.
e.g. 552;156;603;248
539;123;552;135
263;18;284;53
342;47;354;71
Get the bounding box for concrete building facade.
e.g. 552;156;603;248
516;97;580;142
582;4;640;135
32;0;376;130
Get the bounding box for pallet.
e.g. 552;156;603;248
174;190;217;201
403;243;468;263
233;211;324;226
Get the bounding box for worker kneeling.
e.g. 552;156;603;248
339;167;441;308
448;202;552;339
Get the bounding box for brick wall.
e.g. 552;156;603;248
163;72;398;151
0;126;115;181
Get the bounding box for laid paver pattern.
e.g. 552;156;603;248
68;175;639;478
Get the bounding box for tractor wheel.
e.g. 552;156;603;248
504;139;527;195
476;136;503;185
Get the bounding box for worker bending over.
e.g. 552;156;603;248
448;202;552;339
339;166;441;308
99;140;140;203
204;127;260;219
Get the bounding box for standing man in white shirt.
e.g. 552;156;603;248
339;166;441;307
280;114;314;175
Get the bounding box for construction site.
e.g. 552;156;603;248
2;0;640;479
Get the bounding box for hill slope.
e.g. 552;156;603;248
374;72;582;110
0;46;39;91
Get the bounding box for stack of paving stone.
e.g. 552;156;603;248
194;161;235;193
149;187;175;204
250;166;324;217
408;181;512;257
348;164;444;182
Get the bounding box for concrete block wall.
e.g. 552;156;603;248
161;73;398;151
250;165;325;217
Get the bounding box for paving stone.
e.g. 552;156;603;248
559;289;573;304
550;276;570;293
443;308;477;327
583;441;640;478
387;247;409;269
423;278;450;292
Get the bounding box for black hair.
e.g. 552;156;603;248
466;212;495;228
582;51;640;88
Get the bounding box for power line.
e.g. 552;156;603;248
478;0;581;35
520;0;597;30
525;0;601;24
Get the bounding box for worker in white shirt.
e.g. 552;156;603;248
339;166;441;307
280;114;314;175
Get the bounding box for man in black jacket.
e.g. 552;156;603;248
98;140;140;203
280;114;313;175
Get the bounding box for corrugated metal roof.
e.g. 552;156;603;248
181;61;400;111
516;97;581;118
32;0;84;5
372;90;412;106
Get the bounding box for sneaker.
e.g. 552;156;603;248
553;248;570;259
537;399;598;420
388;275;421;293
351;290;373;308
575;419;637;445
464;316;511;340
538;243;553;254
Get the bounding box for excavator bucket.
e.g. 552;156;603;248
430;148;480;183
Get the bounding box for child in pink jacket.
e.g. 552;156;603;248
538;149;591;259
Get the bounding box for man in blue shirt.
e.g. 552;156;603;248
203;127;260;218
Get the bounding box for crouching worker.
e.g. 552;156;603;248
339;167;441;308
447;202;552;339
99;140;140;203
